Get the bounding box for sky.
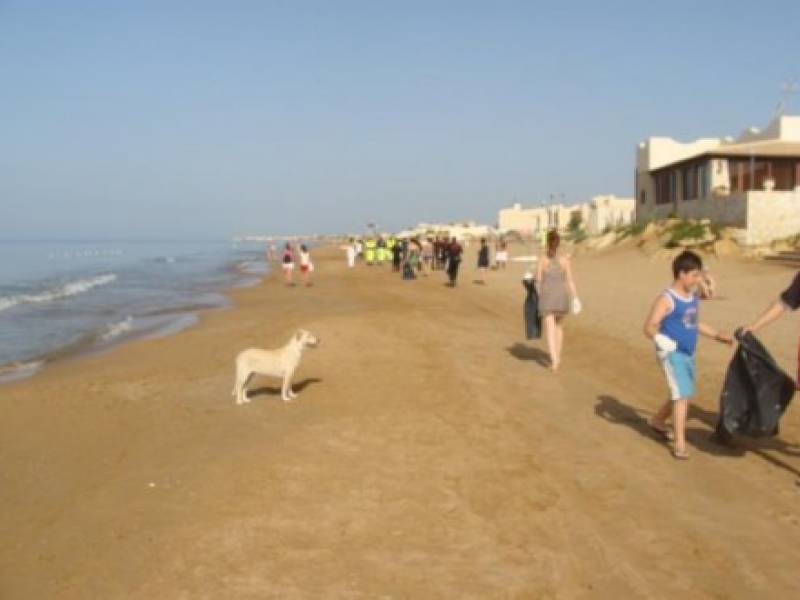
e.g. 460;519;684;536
1;1;799;240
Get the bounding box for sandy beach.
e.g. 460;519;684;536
2;243;799;599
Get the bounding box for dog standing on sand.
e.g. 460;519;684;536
233;329;319;404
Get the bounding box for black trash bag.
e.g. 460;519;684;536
713;329;795;442
523;279;541;340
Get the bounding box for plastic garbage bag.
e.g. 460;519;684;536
523;279;541;340
713;329;795;442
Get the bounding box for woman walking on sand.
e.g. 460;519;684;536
299;244;314;286
281;243;295;286
476;238;490;284
536;230;579;371
495;239;508;270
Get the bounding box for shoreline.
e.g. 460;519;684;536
0;254;269;386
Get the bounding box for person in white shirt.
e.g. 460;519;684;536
299;244;314;286
346;238;356;268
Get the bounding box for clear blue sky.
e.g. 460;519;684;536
2;1;799;239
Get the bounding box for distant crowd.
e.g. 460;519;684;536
343;235;509;287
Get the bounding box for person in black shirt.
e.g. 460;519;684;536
745;270;800;332
745;270;800;386
475;238;490;284
446;237;462;287
391;240;403;272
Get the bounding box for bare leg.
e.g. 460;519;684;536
651;399;673;429
543;314;557;370
554;317;564;369
673;398;689;455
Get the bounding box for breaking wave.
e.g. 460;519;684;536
0;273;118;313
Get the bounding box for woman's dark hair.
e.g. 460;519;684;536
285;242;291;250
546;230;560;257
301;244;308;252
672;250;702;278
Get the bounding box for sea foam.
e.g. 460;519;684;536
0;273;118;313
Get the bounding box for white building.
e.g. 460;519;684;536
586;195;636;235
635;115;800;245
397;221;495;241
498;195;634;235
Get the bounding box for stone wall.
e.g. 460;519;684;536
745;190;800;245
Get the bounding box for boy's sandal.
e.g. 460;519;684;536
648;421;674;441
672;448;690;460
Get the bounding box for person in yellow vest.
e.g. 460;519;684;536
376;236;385;264
386;236;397;264
365;237;376;265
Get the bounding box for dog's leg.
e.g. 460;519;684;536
242;372;255;403
286;369;298;399
281;373;294;402
234;367;244;405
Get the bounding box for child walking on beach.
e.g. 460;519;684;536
282;243;295;286
299;244;314;286
644;250;732;459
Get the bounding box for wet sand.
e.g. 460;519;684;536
1;244;799;598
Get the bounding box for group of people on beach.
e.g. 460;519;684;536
345;235;510;288
524;230;800;460
642;252;800;459
279;230;799;461
345;235;467;285
268;243;314;287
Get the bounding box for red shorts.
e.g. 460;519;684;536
300;264;310;273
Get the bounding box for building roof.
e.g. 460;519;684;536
708;139;800;158
650;140;800;174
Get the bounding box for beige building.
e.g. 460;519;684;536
397;221;494;241
498;195;633;235
498;203;549;233
635;115;800;245
586;195;636;234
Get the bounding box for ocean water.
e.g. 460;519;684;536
0;240;269;382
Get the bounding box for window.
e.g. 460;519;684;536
682;165;697;201
639;189;646;205
769;160;795;190
669;170;678;202
655;172;673;205
698;163;708;197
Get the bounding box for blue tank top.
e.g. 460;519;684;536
659;288;699;356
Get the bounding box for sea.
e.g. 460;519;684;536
0;240;270;383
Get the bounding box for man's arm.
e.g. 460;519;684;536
744;300;788;333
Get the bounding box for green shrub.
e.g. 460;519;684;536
614;220;649;241
665;219;711;247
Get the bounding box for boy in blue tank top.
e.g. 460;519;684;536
644;251;733;460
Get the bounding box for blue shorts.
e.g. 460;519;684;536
658;351;696;400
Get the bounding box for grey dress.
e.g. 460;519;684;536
538;256;569;316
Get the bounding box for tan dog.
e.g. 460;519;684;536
232;329;319;404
